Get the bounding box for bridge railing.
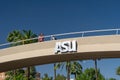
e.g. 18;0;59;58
0;28;120;49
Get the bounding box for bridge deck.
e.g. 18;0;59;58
0;35;120;72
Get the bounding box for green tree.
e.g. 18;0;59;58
22;30;37;80
55;61;82;80
7;30;37;45
116;66;120;76
108;78;116;80
76;68;105;80
55;74;66;80
7;30;23;46
42;73;52;80
6;30;25;80
25;66;36;80
6;30;37;80
5;69;26;80
71;61;82;79
21;30;38;44
21;30;37;80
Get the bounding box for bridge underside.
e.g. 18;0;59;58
0;51;120;72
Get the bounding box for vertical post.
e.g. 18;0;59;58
94;59;98;80
116;29;119;35
82;32;84;37
54;63;56;80
27;67;30;80
51;35;57;80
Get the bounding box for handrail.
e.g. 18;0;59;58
46;28;120;37
0;28;120;48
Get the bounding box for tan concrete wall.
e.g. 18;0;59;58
0;35;120;72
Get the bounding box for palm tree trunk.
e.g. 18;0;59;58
13;70;16;80
54;63;56;80
94;59;98;80
67;65;70;80
27;67;30;80
75;73;77;80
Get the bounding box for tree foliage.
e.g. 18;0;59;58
6;30;37;80
55;74;66;80
55;61;82;80
7;30;37;46
76;68;105;80
5;69;26;80
42;73;52;80
116;66;120;76
7;30;23;46
108;78;116;80
25;66;37;80
71;61;82;78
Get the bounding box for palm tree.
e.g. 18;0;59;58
7;30;23;79
25;66;36;80
42;73;52;80
71;61;82;79
66;61;70;80
55;61;82;80
21;30;37;80
55;74;66;80
5;69;25;80
7;30;37;80
77;68;105;80
109;78;116;80
116;66;120;76
22;30;38;44
55;62;69;80
7;30;22;46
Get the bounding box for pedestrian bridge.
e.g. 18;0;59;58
0;29;120;72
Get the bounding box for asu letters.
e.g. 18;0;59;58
55;40;77;53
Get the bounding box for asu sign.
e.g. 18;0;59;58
55;40;77;53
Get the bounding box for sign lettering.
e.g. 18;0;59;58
55;40;77;53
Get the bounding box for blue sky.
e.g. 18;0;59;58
0;0;120;79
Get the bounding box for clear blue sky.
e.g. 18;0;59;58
0;0;120;79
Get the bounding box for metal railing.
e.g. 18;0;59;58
0;28;120;49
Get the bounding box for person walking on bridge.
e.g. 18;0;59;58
38;33;44;42
50;35;56;40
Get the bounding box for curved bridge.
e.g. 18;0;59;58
0;29;120;72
